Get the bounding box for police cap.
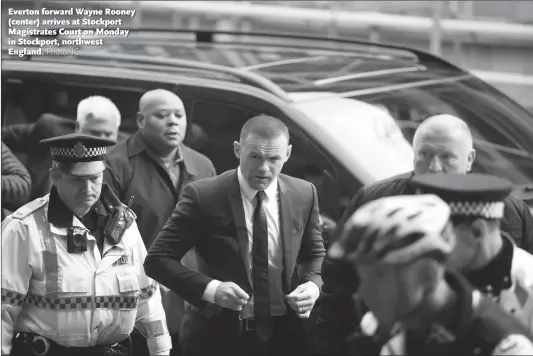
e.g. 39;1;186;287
411;173;512;220
40;133;115;176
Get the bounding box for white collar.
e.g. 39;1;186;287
237;166;278;202
49;215;94;240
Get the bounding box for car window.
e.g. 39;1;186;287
351;78;533;186
2;76;148;136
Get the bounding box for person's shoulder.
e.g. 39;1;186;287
361;171;413;197
278;174;316;203
187;169;235;191
181;144;211;163
504;194;530;213
181;144;216;174
10;196;48;221
2;196;49;237
512;247;533;287
104;137;132;175
279;173;313;190
106;136;129;157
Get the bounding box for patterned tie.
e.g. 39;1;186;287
253;191;273;341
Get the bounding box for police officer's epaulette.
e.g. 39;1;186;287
11;197;48;220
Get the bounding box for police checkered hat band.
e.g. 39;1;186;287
40;133;116;163
448;201;504;219
51;141;107;160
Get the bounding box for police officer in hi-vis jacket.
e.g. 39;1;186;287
1;134;171;356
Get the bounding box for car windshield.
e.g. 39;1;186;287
291;75;533;188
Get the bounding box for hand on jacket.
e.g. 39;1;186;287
286;281;320;318
214;282;250;311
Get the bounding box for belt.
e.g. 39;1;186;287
12;333;131;356
241;315;289;332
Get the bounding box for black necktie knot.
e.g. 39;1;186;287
256;191;266;203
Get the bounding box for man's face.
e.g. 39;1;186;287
357;258;439;331
234;134;292;191
138;95;187;153
80;115;119;141
54;171;103;217
413;128;475;175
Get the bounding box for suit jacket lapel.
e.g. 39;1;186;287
279;178;295;291
226;170;253;292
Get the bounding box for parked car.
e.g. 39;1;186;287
3;30;533;243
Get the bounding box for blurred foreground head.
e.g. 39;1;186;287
329;194;455;330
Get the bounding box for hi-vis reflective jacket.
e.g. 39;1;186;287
481;243;533;335
1;196;172;355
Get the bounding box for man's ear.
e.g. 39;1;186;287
136;112;144;129
285;144;292;162
466;149;476;172
49;168;61;186
233;141;241;160
470;218;487;239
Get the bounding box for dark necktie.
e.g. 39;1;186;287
253;191;273;341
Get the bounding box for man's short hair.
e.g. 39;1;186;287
239;114;290;142
77;96;121;129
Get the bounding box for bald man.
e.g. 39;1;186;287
104;89;216;356
312;114;533;356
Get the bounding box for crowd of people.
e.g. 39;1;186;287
1;88;533;356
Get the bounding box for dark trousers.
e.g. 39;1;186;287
131;332;180;356
240;316;310;356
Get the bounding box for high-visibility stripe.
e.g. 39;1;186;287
34;208;59;295
35;207;60;331
25;292;138;310
139;283;158;300
143;320;167;338
1;288;26;307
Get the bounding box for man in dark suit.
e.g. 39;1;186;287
144;115;326;356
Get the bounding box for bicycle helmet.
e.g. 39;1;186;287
329;194;455;264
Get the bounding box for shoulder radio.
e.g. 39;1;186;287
103;196;135;245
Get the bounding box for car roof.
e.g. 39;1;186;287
3;29;470;102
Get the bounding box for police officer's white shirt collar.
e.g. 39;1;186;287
49;212;94;239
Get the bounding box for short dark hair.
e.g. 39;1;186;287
240;114;290;143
